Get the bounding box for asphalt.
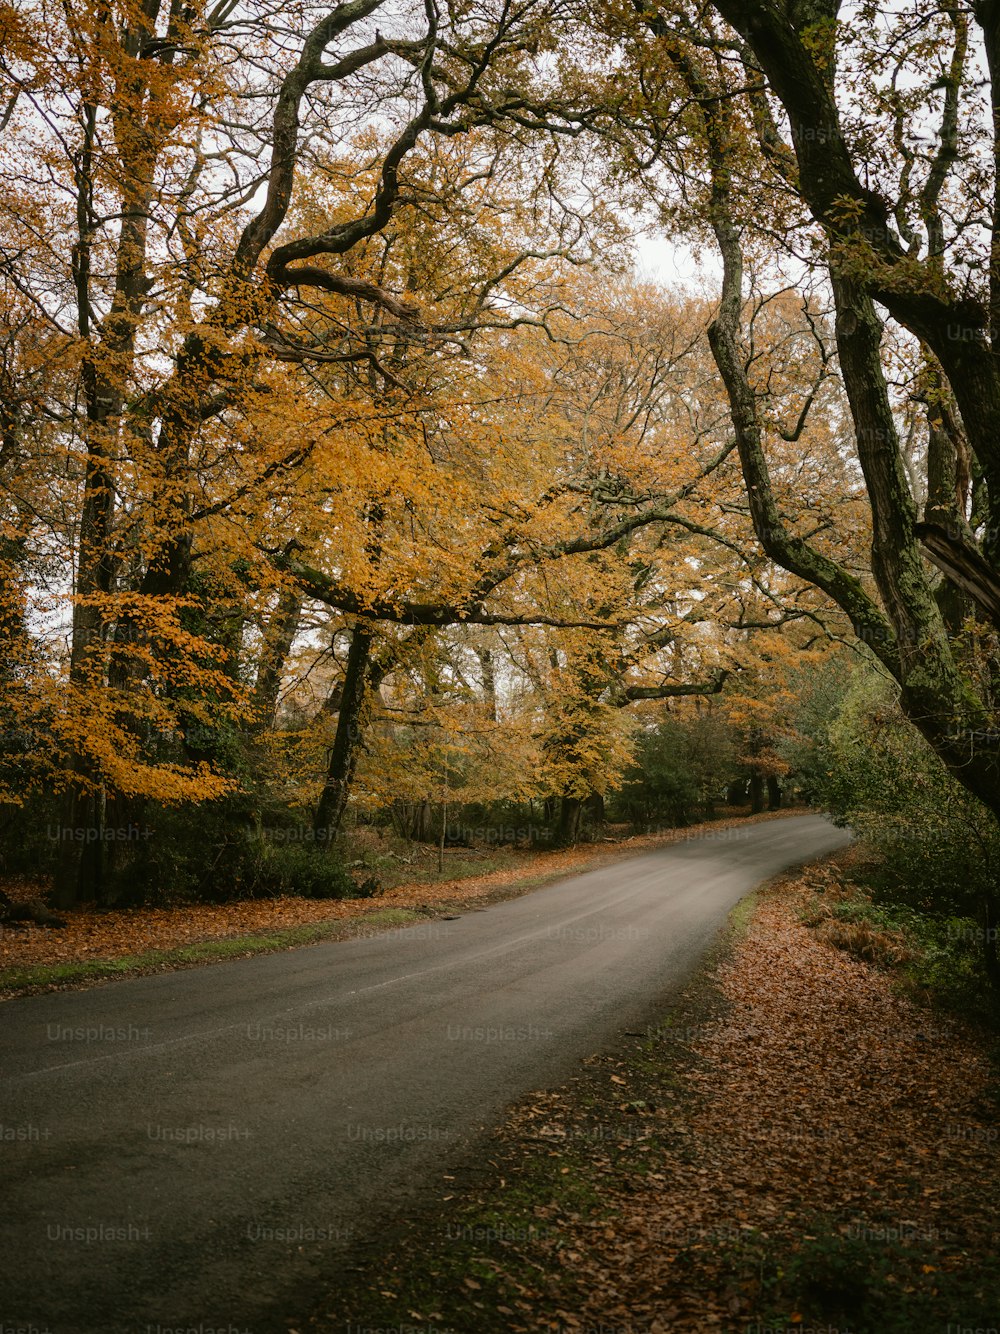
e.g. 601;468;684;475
0;812;851;1333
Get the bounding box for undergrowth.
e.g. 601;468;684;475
799;852;1000;1036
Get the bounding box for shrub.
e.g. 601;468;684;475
614;714;737;829
255;843;375;900
811;670;1000;990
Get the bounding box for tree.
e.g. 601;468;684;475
616;706;737;829
597;2;1000;846
0;0;617;901
256;267;779;846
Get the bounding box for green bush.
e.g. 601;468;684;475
0;794;67;879
812;669;1000;990
816;673;1000;918
805;881;995;1020
614;713;737;829
255;842;373;900
87;799;369;905
777;654;855;803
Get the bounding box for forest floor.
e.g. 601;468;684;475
0;808;795;997
309;844;1000;1334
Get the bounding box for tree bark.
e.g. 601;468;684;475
557;795;582;844
411;799;432;842
313;624;374;845
477;647;498;723
585;791;606;826
252;591;303;730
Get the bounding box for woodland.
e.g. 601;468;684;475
1;0;1000;993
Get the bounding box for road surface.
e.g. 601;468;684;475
0;813;851;1333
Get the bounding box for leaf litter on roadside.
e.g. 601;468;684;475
407;855;1000;1334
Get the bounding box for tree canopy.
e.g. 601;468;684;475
1;0;997;942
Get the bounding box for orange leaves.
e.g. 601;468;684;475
450;852;1000;1332
46;689;239;805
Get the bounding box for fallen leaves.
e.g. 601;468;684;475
439;852;1000;1332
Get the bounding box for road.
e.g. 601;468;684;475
0;813;850;1334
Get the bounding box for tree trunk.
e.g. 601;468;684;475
558;795;582;844
313;624;373;845
766;775;782;810
411;799;432;842
585;791;605;826
101;791;149;905
52;788;106;909
477;647;498;723
749;771;764;815
252;590;303;730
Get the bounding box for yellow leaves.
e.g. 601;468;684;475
360;704;548;811
113;760;236;804
827;193;869;231
63;592;245;697
0;3;47;84
799;13;839;73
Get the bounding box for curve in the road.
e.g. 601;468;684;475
0;812;851;1334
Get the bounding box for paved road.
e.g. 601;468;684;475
0;813;850;1333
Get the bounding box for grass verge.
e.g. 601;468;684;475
0;907;426;997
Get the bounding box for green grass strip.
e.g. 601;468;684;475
0;907;425;995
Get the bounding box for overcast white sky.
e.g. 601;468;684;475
634;232;719;294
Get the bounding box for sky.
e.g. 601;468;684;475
634;233;719;294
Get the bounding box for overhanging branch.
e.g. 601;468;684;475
283;556;617;629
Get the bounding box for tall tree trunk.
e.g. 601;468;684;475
766;774;782;810
558;795;582;844
749;770;764;815
252;590;303;730
0;393;32;685
313;624;373;845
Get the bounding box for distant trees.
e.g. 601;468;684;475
617;710;736;829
